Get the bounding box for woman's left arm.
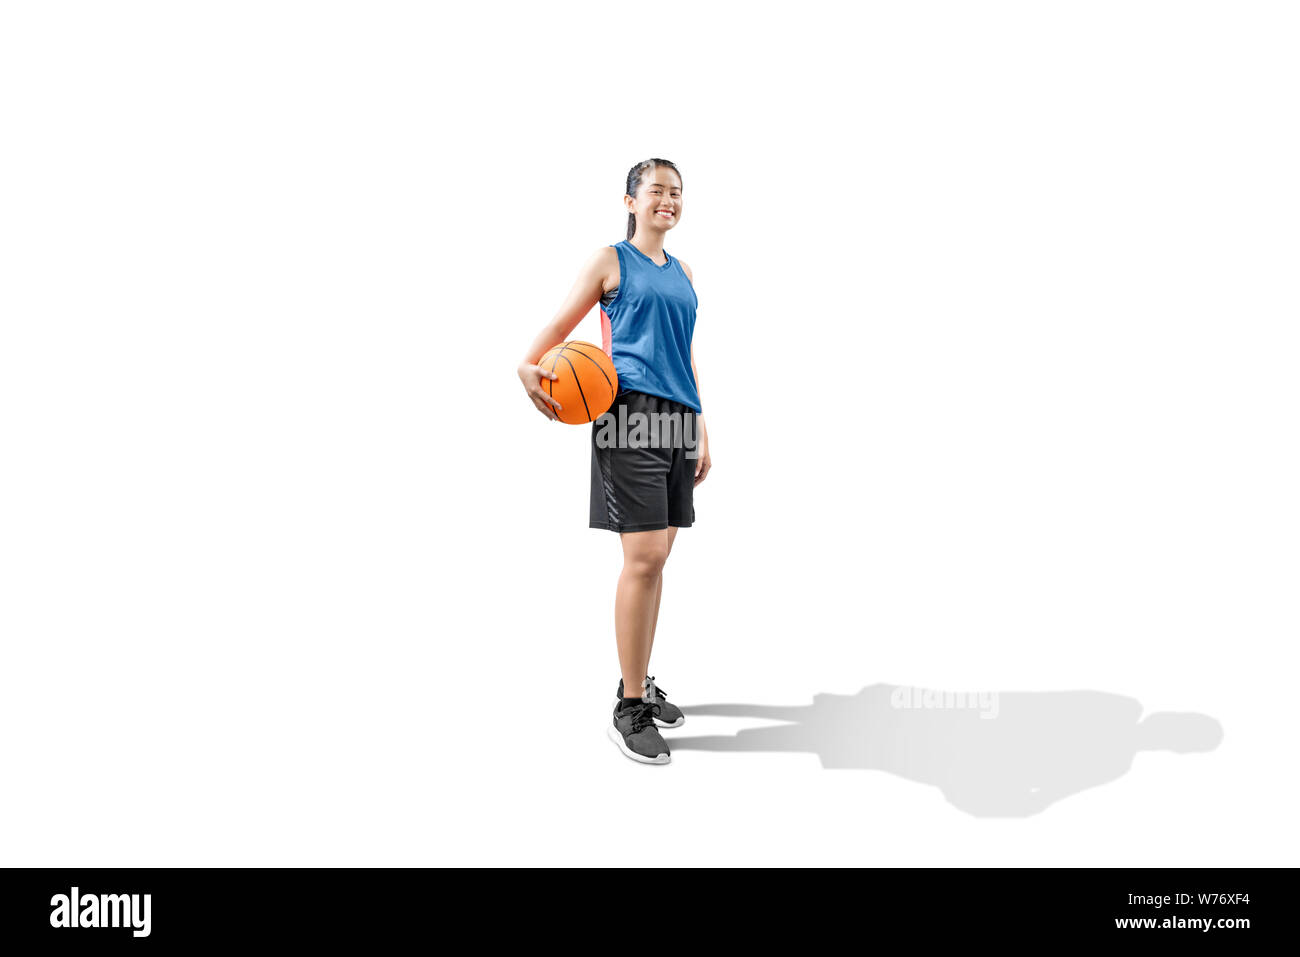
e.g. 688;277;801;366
681;258;711;486
690;343;711;486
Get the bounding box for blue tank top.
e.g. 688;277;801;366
597;240;702;413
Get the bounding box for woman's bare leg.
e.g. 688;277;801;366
616;529;669;700
647;526;678;660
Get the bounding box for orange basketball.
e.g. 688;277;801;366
538;341;619;425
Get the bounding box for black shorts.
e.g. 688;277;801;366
590;389;698;533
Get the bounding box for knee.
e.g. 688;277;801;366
624;547;669;581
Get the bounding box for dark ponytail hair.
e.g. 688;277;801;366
625;158;683;240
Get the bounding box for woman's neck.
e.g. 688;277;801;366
629;237;665;261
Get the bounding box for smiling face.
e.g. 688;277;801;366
626;167;683;234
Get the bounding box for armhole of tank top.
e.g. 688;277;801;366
601;243;623;310
673;256;698;308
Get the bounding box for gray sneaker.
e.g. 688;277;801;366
608;699;671;765
615;675;685;729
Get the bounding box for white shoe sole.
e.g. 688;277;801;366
607;725;671;764
611;698;684;729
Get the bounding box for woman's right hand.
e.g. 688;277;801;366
517;361;563;421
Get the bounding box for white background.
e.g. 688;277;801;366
2;1;1296;866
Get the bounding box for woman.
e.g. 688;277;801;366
516;158;711;765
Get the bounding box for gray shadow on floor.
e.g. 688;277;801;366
669;683;1223;817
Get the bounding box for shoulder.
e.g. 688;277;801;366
589;245;620;291
675;256;693;282
582;244;620;275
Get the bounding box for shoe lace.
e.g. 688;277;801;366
644;675;669;702
624;701;659;734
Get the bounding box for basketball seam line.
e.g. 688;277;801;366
551;352;591;421
560;343;616;404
